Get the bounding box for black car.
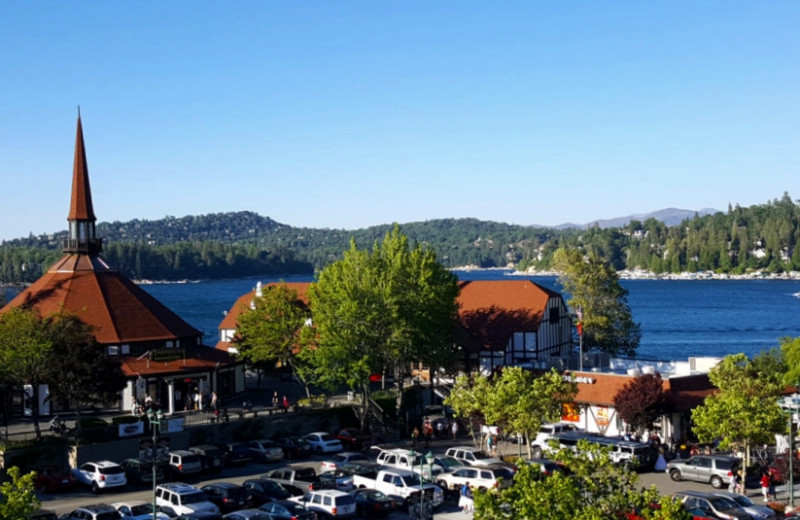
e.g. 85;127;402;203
220;442;253;466
120;457;167;486
350;489;396;518
223;509;271;520
201;482;251;513
27;510;59;520
189;445;225;474
175;513;223;520
258;500;316;520
242;478;292;506
274;437;313;460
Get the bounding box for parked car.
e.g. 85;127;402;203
221;442;253;466
201;482;252;513
320;452;370;472
303;432;343;454
258;500;317;520
155;483;220;517
120;458;167;486
223;509;271;520
60;504;123;520
189;445;225;474
318;469;355;492
73;460;127;493
34;466;76;493
444;446;504;467
249;439;285;462
333;428;370;451
672;491;751;520
524;458;567;477
274;437;313;460
349;489;397;518
112;500;171;520
432;457;464;473
168;450;203;479
667;455;740;489
288;489;357;519
27;510;59;520
242;478;292;506
529;421;583;459
711;491;777;519
435;465;515;492
174;513;223;520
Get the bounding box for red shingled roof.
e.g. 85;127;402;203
68;116;96;222
4;254;201;345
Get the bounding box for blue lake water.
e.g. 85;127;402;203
139;270;800;361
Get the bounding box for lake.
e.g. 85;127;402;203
139;270;800;361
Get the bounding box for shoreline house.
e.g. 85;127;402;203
0;116;241;417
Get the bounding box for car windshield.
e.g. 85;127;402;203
710;497;739;510
182;491;207;504
130;504;156;515
401;475;422;486
100;466;124;475
319;434;336;442
363;490;387;500
288;503;309;513
472;451;492;460
732;495;754;506
493;468;515;480
96;513;122;520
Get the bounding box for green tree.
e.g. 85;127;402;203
781;337;800;386
691;353;786;487
306;225;460;424
444;374;494;444
473;441;691;519
552;248;641;357
44;313;127;415
0;307;54;439
613;373;669;437
0;466;40;520
234;282;314;396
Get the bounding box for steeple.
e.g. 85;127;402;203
64;113;102;254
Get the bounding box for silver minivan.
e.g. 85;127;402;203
666;455;739;488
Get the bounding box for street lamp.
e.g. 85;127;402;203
146;408;164;520
779;396;800;507
408;450;435;520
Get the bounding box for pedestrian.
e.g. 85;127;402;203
423;421;433;447
728;471;739;493
282;395;290;411
174;389;182;411
451;420;459;440
760;471;770;501
769;470;778;501
210;391;218;411
486;433;494;455
184;394;192;411
459;482;473;513
412;427;419;448
272;391;279;408
436;420;445;439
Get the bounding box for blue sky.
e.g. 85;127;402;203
2;2;799;241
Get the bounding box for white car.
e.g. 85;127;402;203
303;432;344;453
320;452;369;471
249;439;285;462
112;501;170;520
435;465;515;492
155;483;220;516
73;460;127;493
289;489;357;519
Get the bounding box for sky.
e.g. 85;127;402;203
2;2;799;241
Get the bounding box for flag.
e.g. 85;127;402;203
576;307;583;336
576;322;583;336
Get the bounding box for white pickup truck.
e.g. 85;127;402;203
374;448;445;481
351;467;444;509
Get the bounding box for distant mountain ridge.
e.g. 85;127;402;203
553;207;720;230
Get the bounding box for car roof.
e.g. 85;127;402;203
309;489;349;496
674;490;714;498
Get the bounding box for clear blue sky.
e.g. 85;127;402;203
2;2;799;241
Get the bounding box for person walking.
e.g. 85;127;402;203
760;471;770;501
210;391;218;411
412;427;419;448
728;471;739;493
459;482;473;514
769;470;778;501
451;420;459;440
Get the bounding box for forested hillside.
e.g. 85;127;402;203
2;194;799;283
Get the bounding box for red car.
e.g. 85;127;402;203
35;466;76;493
334;428;371;451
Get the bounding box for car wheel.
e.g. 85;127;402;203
532;447;543;459
710;475;723;489
91;481;100;494
669;469;682;482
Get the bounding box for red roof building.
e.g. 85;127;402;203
1;116;240;416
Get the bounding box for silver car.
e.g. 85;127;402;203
711;491;777;519
666;455;739;489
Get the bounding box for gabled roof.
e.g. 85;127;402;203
4;256;201;345
456;280;560;351
121;346;233;377
216;281;311;351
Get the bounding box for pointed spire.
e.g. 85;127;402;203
68;113;96;222
64;113;102;255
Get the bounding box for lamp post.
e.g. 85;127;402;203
408;450;435;520
146;408;164;520
779;396;800;507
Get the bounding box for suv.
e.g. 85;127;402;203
200;482;251;513
436;465;515;492
73;461;127;493
667;455;740;489
189;445;224;474
169;450;203;479
289;489;357;519
374;448;443;481
155;483;220;516
672;491;751;520
60;504;123;520
530;422;582;459
444;446;504;467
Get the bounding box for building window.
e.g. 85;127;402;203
549;308;559;323
107;346;119;356
121;344;130;355
166;340;174;348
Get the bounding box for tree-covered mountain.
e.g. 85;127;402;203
2;193;799;283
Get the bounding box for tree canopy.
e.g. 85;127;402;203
613;373;669;436
305;225;460;420
552;247;641;357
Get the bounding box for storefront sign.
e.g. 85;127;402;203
563;374;596;384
